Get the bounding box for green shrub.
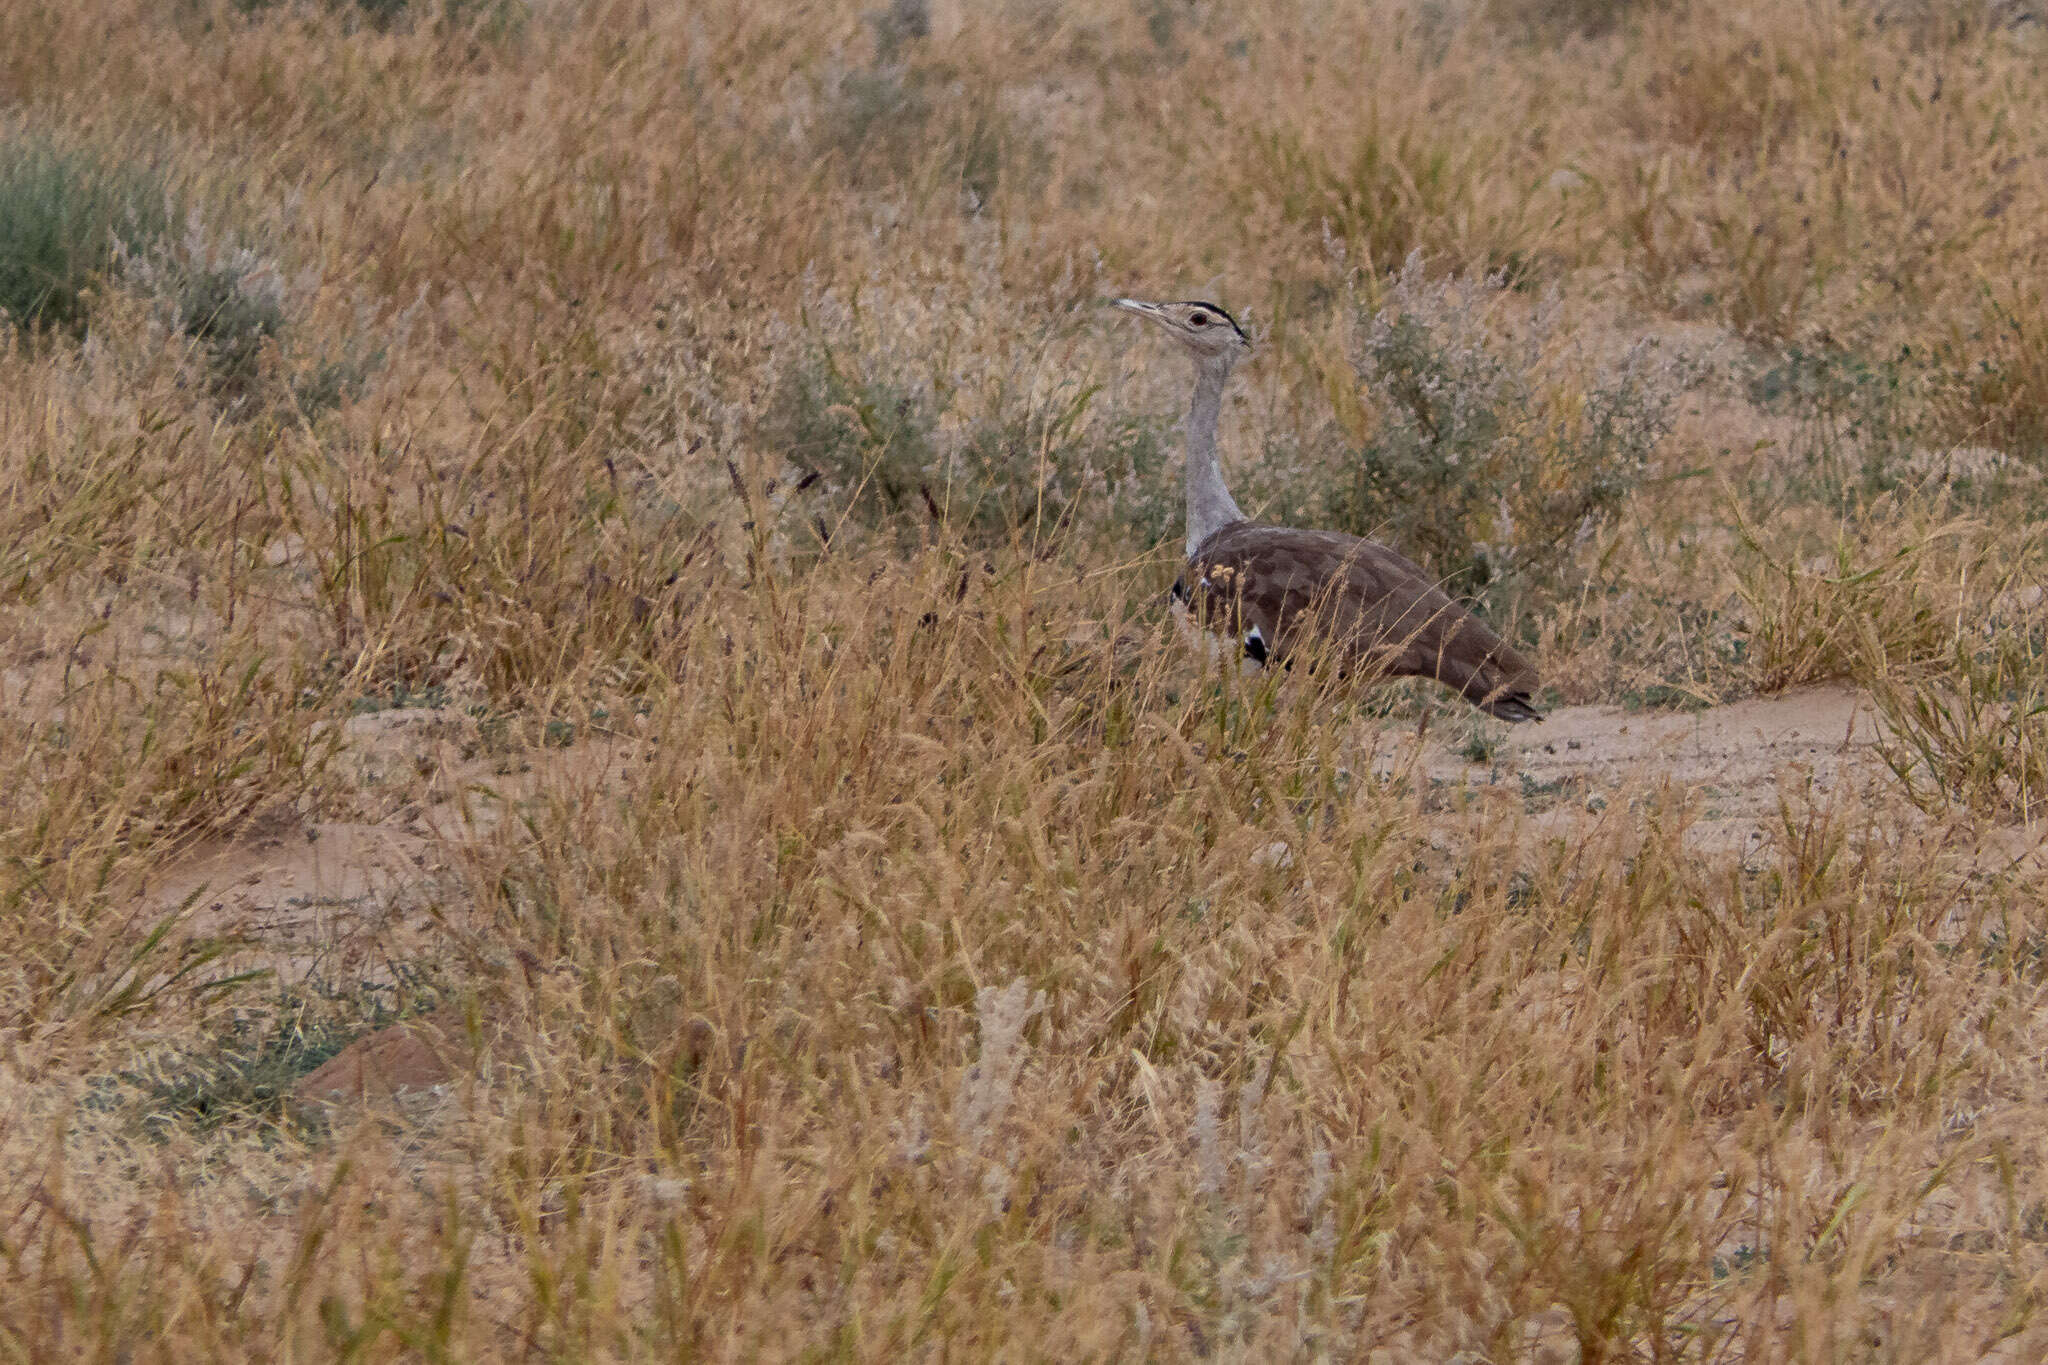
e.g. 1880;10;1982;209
0;131;175;335
1324;254;1683;599
1747;340;2047;512
127;214;388;417
866;0;930;65
0;132;340;413
757;341;943;528
757;335;1178;551
956;406;1179;550
291;347;383;417
173;254;285;394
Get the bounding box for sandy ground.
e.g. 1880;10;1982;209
1463;682;1886;862
153;820;445;988
111;704;648;1103
1491;682;1876;802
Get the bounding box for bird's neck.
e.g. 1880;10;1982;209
1185;355;1245;558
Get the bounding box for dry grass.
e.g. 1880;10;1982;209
5;0;2048;1357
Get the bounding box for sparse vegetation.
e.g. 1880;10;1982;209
5;0;2048;1356
1731;516;1971;693
1949;282;2048;464
1873;615;2048;821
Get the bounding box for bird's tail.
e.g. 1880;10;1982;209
1480;692;1544;724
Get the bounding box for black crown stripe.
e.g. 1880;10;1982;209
1181;301;1247;341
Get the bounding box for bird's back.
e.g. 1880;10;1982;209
1176;522;1542;720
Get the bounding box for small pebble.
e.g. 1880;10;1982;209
1252;841;1294;870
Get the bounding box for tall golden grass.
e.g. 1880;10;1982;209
4;0;2048;1356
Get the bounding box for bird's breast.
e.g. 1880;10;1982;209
1170;580;1268;676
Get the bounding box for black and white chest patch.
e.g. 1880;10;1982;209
1169;576;1271;670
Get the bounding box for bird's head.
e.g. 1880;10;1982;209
1113;297;1252;366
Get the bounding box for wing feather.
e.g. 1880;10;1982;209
1178;523;1543;720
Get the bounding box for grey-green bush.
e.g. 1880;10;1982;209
757;341;943;529
125;218;292;402
758;337;1178;551
1325;254;1682;600
0;132;174;336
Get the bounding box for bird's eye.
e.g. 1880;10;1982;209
1188;312;1209;327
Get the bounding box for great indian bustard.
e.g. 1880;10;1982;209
1114;296;1543;723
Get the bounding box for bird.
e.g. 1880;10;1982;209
1113;297;1543;722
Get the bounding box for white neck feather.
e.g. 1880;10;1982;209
1184;353;1245;558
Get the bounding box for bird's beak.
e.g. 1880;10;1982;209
1113;298;1165;321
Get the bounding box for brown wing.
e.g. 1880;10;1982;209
1176;522;1543;721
